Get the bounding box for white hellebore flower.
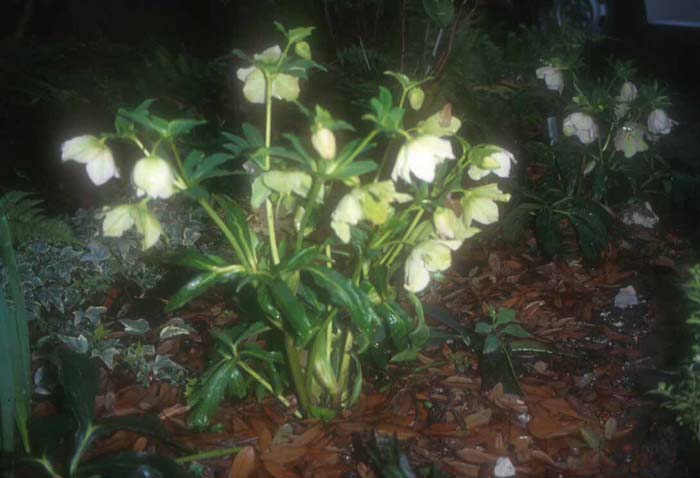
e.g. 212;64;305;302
461;183;511;226
235;45;300;104
311;127;336;160
102;205;135;238
433;207;479;242
132;157;175;199
647;109;674;135
132;206;163;250
614;122;648;159
61;135;118;186
563;112;599;145
404;239;461;293
536;66;564;94
330;191;364;243
618;81;638;102
468;146;515;180
392;135;455;184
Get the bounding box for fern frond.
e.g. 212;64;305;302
0;191;76;245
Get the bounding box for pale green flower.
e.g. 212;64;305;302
131;205;162;250
563;112;599;145
132;157;175;199
467;146;515;180
433;207;479;242
101;205;135;237
331;191;363;243
392;135;455;184
311;127;336;160
330;181;411;243
536;66;564;94
404;239;461;293
236;46;300;104
416;108;462;137
614;122;648;158
251;171;314;208
461;183;511;226
61;135;118;186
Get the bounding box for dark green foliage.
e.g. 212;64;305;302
0;191;75;245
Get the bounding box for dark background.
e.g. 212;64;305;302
1;0;699;211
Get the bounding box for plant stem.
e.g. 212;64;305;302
334;329;354;408
238;361;301;418
69;425;95;476
284;335;310;414
380;209;424;266
295;178;324;251
263;72;281;265
175;446;242;464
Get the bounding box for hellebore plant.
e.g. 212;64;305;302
61;24;512;423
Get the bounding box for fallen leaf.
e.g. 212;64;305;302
229;446;256;478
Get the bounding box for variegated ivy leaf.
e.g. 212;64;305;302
120;318;150;336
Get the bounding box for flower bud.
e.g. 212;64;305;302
408;87;425;111
618;82;638;102
295;41;312;60
132;156;175;199
311;127;336;160
647;109;674;135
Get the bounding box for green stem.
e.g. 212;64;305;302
68;425;95;476
295;178;324;251
238;361;301;417
263;72;281;265
334;329;354;408
284;335;310;414
380;209;425;267
175;446;242;464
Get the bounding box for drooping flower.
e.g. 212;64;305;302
647;109;674;135
614;122;649;158
563;112;599;144
461;183;511;226
391;135;455;184
311;127;336;160
132;157;175;199
235;45;300;104
467;146;515;180
330;181;411;243
404;239;461;293
61;135;118;186
330;191;363;243
617;81;638;102
536;66;564;94
433;207;480;242
131;205;163;250
101;205;135;238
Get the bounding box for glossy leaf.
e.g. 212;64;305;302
76;452;185;478
56;348;98;433
166;268;244;312
162;249;227;271
188;360;237;429
268;280;314;346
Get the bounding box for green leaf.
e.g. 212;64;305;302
166;268;244;312
423;0;455;28
474;322;493;335
268;279;315;346
377;302;410;351
56;348;98;433
278;247;323;273
304;266;378;332
214;195;258;264
500;324;531;338
495;309;516;326
120;319;150;336
166;118;207;138
242;122;264;147
508;339;553;355
162;249;227;271
329;160;378;180
93;415;179;450
188;360;237;429
483;334;502;354
569;203;609;265
288;26;315;44
76;452;185;478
